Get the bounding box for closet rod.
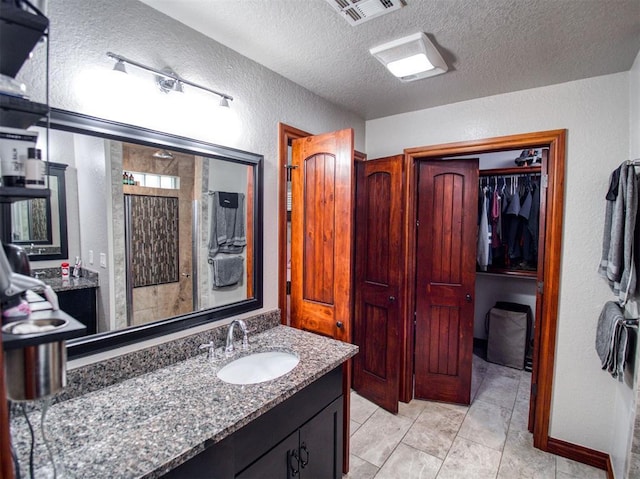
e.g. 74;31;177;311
479;166;542;177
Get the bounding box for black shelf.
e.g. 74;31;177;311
0;3;49;78
0;186;49;204
0;95;49;129
2;310;87;350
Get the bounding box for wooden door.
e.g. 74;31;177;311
290;129;354;343
414;159;478;404
353;155;403;413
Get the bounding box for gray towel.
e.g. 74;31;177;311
599;162;638;305
208;191;246;259
211;255;244;288
595;301;629;381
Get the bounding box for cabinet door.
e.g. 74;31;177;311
236;431;299;479
299;397;343;479
57;288;97;335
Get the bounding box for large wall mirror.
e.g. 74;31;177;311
42;109;263;358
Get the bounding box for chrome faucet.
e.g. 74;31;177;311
225;319;249;356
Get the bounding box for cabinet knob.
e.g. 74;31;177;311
336;321;344;329
389;296;396;302
465;294;472;302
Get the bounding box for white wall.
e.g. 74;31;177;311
75;135;111;331
19;0;365;360
474;275;536;340
366;73;630;454
624;49;640;479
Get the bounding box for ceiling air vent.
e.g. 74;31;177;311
326;0;405;26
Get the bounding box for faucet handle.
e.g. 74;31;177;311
199;341;216;361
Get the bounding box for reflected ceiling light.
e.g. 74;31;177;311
152;149;174;159
369;32;448;82
106;51;233;105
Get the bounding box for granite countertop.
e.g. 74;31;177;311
9;325;358;478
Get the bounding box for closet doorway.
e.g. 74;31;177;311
403;130;566;452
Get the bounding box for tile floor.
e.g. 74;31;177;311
345;354;607;479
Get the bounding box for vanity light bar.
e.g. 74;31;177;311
106;51;234;104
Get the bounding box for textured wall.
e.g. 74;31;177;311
627;50;640;479
20;0;365;334
366;73;630;456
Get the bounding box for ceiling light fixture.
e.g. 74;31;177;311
106;51;233;105
370;32;448;82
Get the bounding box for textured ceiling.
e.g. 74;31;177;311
139;0;640;120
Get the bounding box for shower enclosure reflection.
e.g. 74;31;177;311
41;110;262;356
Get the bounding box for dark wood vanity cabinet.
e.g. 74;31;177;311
164;366;343;479
237;397;342;478
57;287;97;335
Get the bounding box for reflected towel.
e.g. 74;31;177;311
595;301;629;381
211;255;244;288
208;191;246;258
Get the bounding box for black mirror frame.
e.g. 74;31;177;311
13;162;69;261
43;109;264;359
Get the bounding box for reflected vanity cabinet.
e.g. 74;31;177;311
0;2;50;240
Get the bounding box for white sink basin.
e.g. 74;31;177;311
216;351;300;385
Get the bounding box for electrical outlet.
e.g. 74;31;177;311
89;250;94;264
100;253;107;268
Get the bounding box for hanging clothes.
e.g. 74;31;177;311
478;173;540;271
477;187;490;271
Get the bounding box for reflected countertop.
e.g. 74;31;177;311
31;267;99;292
9;326;358;478
40;276;99;292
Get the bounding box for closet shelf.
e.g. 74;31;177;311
477;268;537;279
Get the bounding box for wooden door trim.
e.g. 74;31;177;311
404;129;566;450
278;123;312;325
1;336;14;479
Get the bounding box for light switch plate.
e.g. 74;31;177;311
100;253;107;268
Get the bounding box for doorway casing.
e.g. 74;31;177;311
404;129;566;456
277;125;607;469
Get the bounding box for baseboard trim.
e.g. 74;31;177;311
606;455;615;479
546;436;610;472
